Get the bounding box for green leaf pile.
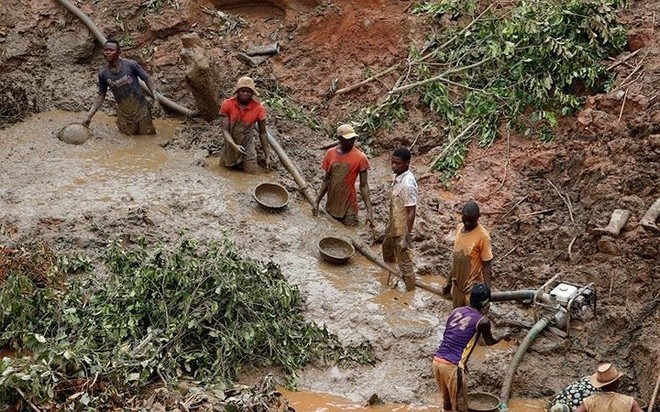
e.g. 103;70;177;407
0;237;374;409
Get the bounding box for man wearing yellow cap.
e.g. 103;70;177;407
575;363;643;412
313;124;374;227
219;76;270;173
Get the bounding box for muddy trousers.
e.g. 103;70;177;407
382;235;415;291
117;113;156;135
221;133;258;174
432;359;468;412
329;206;359;227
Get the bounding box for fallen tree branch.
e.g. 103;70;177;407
497;245;518;261
335;65;401;95
410;123;433;149
613;51;648;92
502;194;529;219
568;236;577;261
419;4;495;62
16;387;42;412
426;120;479;173
607;49;641;71
515;208;555;221
547;179;574;222
335;5;495;95
648;368;660;412
389;58;493;95
618;88;628;122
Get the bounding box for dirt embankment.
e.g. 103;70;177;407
1;0;658;408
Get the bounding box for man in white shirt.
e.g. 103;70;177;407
382;147;418;291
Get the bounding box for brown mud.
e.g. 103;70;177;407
1;0;659;410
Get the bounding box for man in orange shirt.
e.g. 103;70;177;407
447;201;493;308
219;76;270;174
313;124;375;227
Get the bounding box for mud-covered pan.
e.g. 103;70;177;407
318;237;355;264
253;182;289;211
467;392;500;412
57;123;92;145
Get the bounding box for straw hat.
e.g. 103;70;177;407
336;123;358;139
233;76;259;96
590;363;624;388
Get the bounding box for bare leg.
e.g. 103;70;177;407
640;197;660;233
593;209;630;236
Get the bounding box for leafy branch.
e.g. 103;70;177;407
348;0;628;175
0;238;374;410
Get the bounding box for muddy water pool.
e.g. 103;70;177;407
280;388;549;411
1;110;551;409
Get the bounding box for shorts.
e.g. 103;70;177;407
221;133;258;174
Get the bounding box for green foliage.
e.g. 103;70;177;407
410;0;628;174
412;0;477;18
434;141;468;178
142;0;180;14
0;238;374;409
262;82;322;130
350;96;407;153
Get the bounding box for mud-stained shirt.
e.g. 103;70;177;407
386;170;417;236
98;58;151;123
219;97;267;167
451;223;493;294
321;147;370;218
583;392;633;412
434;306;484;369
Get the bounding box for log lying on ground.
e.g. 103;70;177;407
640;197;660;233
246;43;280;56
264;127;317;206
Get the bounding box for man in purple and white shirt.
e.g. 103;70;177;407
432;283;509;412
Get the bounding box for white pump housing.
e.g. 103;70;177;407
550;283;579;304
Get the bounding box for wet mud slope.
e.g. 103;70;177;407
1;0;658;409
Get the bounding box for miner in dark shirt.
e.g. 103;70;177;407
83;39;161;135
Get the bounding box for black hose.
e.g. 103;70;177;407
490;290;536;302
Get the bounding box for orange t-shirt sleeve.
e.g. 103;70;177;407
255;104;267;122
358;152;370;172
219;99;231;116
480;231;493;262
